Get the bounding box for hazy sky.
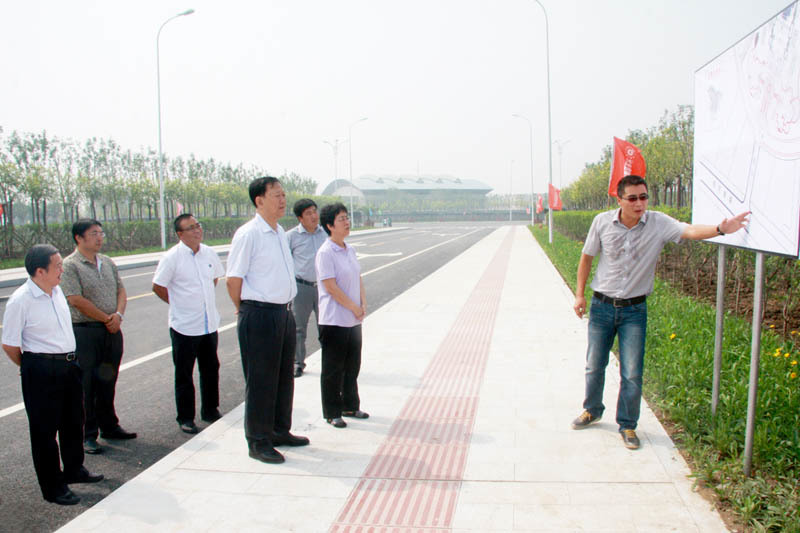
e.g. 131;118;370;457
0;0;793;196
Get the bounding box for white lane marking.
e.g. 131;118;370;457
121;271;156;280
0;228;481;420
356;252;403;259
128;292;154;301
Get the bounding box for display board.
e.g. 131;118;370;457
693;1;800;258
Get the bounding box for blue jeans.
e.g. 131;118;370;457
583;299;647;430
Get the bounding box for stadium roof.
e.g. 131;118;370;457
322;174;493;195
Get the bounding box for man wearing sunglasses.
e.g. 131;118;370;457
153;214;225;435
570;175;749;450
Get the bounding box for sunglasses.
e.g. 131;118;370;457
622;194;649;202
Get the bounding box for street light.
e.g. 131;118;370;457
531;0;554;243
553;139;570;187
156;8;195;249
348;117;368;225
323;139;347;193
512;113;534;226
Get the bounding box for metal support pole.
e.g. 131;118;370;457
532;0;554;243
743;251;764;477
712;245;727;416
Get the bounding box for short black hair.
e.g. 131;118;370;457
248;176;281;207
173;213;195;233
319;202;348;236
293;198;318;218
618;175;647;198
71;219;102;245
25;244;58;277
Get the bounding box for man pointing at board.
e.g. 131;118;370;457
570;175;750;450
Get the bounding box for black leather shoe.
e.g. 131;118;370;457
293;366;303;378
101;426;137;440
179;421;198;434
201;409;222;423
46;488;80;506
65;467;104;484
84;439;103;454
248;444;285;464
326;417;347;428
342;410;369;419
272;433;310;447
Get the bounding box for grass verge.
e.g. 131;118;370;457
530;225;800;533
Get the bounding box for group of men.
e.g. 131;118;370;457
2;173;750;506
1;175;330;504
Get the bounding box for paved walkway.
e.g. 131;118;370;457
57;226;728;532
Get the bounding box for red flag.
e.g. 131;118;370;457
536;195;543;214
608;137;646;198
0;204;4;218
548;184;562;211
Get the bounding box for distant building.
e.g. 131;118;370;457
321;174;493;206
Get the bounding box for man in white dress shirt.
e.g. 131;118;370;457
2;244;104;506
153;214;226;435
226;176;310;464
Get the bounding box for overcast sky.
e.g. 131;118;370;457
0;0;793;196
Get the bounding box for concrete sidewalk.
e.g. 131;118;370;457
57;226;727;532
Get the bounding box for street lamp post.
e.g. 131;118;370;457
156;8;195;249
531;0;554;243
512;113;534;226
348;117;368;225
323;139;346;193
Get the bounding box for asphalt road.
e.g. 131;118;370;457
0;221;516;532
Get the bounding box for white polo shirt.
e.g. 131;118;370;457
152;241;225;336
2;279;76;354
226;213;297;304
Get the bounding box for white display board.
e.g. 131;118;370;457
693;1;800;258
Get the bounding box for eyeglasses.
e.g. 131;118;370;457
179;223;203;232
86;231;105;238
623;194;649;202
335;215;350;222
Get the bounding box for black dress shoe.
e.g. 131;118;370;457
179;421;198;434
342;410;369;419
248;444;285;464
65;467;104;484
46;488;80;506
326;417;347;428
84;439;103;454
201;408;222;423
293;366;303;378
272;433;310;447
101;426;137;440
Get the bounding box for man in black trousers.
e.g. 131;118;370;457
2;244;103;505
226;176;310;464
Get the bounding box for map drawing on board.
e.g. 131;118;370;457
693;0;800;258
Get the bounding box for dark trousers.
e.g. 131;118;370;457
292;282;319;368
73;325;123;440
20;354;85;500
170;329;220;423
319;324;362;419
236;301;296;446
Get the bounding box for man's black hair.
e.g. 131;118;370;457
319;202;348;236
618;175;648;198
173;213;195;233
293;198;318;218
248;176;281;207
25;244;58;277
71;219;102;245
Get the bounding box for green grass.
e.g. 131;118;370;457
530;224;800;532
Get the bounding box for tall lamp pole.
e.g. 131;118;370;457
323;139;346;193
553;139;570;187
512;113;534;226
348;117;368;225
531;0;554;243
156;8;195;249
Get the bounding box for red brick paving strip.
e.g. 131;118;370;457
330;229;514;532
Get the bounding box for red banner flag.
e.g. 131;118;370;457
536;195;543;214
608;137;646;198
0;204;4;218
548;184;562;211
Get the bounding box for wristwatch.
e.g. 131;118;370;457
114;311;124;321
716;224;725;236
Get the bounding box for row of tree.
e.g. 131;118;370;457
0;127;318;228
561;105;694;210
